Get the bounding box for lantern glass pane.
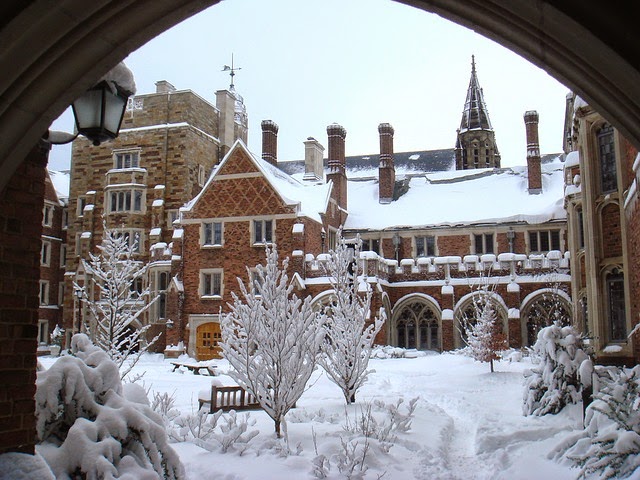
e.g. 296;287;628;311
103;89;126;134
73;89;103;130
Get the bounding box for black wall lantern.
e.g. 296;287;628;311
71;80;129;146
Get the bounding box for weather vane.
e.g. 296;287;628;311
222;54;241;89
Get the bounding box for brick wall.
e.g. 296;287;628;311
0;141;49;454
601;202;622;257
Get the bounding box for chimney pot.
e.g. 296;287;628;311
261;120;279;166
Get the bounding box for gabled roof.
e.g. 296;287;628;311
459;55;493;132
344;158;567;231
183;140;332;223
47;169;70;204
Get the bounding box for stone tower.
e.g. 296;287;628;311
455;56;501;170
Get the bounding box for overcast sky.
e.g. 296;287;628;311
49;0;570;171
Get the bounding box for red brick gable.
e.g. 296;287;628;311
187;143;296;219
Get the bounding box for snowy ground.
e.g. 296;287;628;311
40;351;586;479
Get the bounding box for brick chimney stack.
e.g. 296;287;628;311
326;123;348;217
261;120;279;167
524;110;542;194
303;137;325;182
378;123;395;203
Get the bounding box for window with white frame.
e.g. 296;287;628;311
58;282;65;306
114;229;143;253
39;280;49;305
41;240;51;266
361;238;380;254
203;221;223;246
606;270;627;341
415;235;436;257
253;219;273;244
114;150;140;169
75;233;82;255
198;165;206;187
201;270;223;297
249;269;264;296
42;204;53;227
167;210;179;229
60;244;67;267
38;319;48;344
77;197;86;217
473;233;494;254
108;188;144;213
150;270;169;321
529;230;561;253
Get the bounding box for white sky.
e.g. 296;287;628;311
49;0;570;171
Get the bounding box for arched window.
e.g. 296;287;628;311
394;300;439;351
522;292;571;346
455;292;506;348
606;270;626;341
597;123;617;193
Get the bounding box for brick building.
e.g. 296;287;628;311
37;170;68;352
159;60;573;359
563;93;640;365
62;80;248;350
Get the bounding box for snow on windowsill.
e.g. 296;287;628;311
602;344;623;354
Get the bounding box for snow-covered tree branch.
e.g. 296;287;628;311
220;245;325;438
78;223;161;378
319;232;384;404
35;334;184;479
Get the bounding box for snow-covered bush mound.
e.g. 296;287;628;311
35;334;184;479
370;345;430;359
523;323;589;416
552;365;640;479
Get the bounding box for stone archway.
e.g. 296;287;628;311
3;0;640;456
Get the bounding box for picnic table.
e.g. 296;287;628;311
170;361;217;376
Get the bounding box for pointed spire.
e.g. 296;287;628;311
459;55;493;132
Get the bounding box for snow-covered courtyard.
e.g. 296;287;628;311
39;350;593;479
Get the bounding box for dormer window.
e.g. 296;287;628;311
114;150;140;169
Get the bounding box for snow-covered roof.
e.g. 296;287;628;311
48;169;70;202
345;159;566;230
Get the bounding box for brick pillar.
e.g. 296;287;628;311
326;123;348;213
378;123;395;204
261;120;278;167
0;140;50;454
524;110;542;194
506;282;522;347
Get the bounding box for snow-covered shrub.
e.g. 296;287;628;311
287;408;341;424
35;334;184;479
211;410;260;453
169;408;222;443
370;345;409;359
151;390;180;425
318;233;385;404
553;365;640;479
221;245;325;438
49;325;64;347
334;437;370;480
523;323;589;416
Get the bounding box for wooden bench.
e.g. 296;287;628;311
198;385;261;413
171;362;217;376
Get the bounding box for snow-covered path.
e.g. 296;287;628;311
40;351;584;479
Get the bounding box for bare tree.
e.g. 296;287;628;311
220;245;325;438
78;223;161;378
319;233;384;404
